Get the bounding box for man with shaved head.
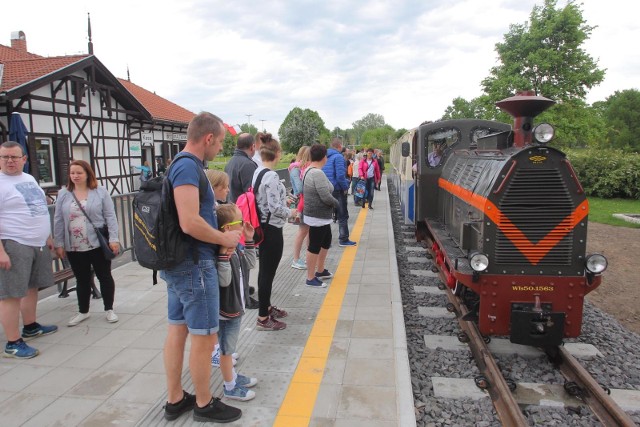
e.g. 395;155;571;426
225;133;257;203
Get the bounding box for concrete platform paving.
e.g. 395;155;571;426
0;178;416;427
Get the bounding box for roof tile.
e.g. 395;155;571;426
118;78;195;125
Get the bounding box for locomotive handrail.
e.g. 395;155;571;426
493;160;517;194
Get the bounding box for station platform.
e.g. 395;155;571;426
0;178;416;427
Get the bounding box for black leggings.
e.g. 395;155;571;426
257;224;284;317
66;248;115;313
307;224;332;254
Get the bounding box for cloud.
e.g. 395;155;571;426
3;0;639;139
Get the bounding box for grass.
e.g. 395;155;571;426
588;197;640;228
207;157;290;171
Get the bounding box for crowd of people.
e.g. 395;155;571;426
0;113;386;423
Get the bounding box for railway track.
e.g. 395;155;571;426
441;276;636;426
388;181;640;426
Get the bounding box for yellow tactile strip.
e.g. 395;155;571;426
273;207;368;426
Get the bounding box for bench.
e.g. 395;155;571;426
53;258;101;299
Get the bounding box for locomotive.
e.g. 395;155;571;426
390;91;607;347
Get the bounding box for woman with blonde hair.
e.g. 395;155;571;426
290;146;311;270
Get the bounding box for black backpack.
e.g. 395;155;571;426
133;154;208;283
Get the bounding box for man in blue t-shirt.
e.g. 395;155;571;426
160;112;243;423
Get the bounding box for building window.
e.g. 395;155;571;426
35;137;56;187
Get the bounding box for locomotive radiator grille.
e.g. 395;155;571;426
495;168;574;265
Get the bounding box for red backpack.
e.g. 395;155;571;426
236;169;270;245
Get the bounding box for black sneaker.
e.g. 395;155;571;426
246;297;259;310
163;390;196;421
193;397;242;423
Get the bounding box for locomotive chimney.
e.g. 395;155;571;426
495;90;555;148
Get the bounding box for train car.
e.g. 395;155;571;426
391;91;607;347
389;128;417;224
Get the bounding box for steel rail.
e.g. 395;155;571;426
442;284;529;426
553;346;636;427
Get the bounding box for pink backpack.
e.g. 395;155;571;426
236;169;270;245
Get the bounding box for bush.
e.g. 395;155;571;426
565;149;640;199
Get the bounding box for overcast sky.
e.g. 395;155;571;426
4;0;639;137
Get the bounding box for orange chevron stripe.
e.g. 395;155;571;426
438;178;588;265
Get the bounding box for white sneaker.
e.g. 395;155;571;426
68;312;90;327
211;348;237;367
106;310;119;323
291;259;307;270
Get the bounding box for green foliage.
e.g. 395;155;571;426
352;113;386;134
566;148;640;199
395;128;408;139
278;107;329;153
586;197;640;228
601;89;640;150
360;125;395;154
441;97;491;120
222;133;236;157
482;0;604;104
240;123;258;135
537;99;607;148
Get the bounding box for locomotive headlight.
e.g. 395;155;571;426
533;123;555;144
469;252;489;272
585;253;608;274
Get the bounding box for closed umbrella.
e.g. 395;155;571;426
8;112;30;173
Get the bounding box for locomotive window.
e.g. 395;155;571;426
424;128;459;167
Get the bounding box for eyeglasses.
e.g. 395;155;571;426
0;155;24;161
223;220;243;228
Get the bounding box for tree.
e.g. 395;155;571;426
441;97;494;120
278;107;329;153
537;99;606;148
221;133;236;157
360;125;396;153
482;0;605;105
240;123;257;135
352;113;386;134
601;89;640;150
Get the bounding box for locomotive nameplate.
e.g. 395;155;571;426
511;285;555;292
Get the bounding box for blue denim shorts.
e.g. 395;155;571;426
161;259;219;335
218;316;242;355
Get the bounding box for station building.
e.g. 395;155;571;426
0;30;194;195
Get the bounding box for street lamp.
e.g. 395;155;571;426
260;119;266;131
245;114;252;128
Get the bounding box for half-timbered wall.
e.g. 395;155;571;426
0;70;147;195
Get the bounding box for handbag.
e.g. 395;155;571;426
71;192;117;260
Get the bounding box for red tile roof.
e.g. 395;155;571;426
0;44;42;61
118;78;195;125
0;55;88;92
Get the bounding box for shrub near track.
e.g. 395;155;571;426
566;149;640;199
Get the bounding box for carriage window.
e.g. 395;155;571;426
424;128;459;167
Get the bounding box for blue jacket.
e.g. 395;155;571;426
322;148;350;191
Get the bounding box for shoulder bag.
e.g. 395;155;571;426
71;192;116;260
